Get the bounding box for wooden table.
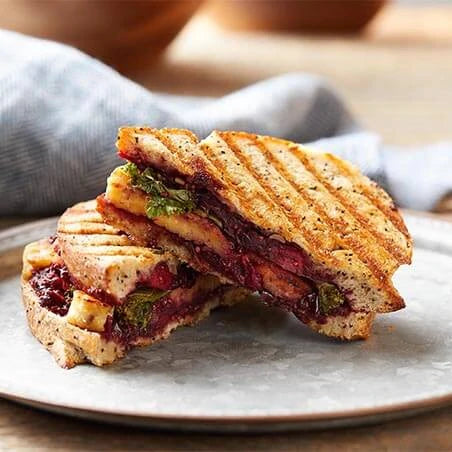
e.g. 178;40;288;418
2;3;452;450
1;398;452;451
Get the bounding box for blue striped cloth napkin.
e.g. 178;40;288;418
0;30;450;216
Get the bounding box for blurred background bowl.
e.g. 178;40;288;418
206;0;387;33
0;0;202;70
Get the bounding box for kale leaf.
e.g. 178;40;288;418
119;288;170;330
123;162;196;218
317;283;345;314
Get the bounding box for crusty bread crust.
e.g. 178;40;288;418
309;311;374;340
57;200;180;303
22;279;124;368
21;234;251;368
22;275;250;368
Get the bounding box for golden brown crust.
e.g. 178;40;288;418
21;279;124;368
114;127;412;314
57;200;180;302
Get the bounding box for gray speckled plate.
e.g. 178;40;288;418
1;214;452;432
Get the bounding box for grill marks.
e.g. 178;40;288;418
326;153;411;240
199;142;298;240
253;136;398;277
59;213;141;256
218;132;397;293
57;201;184;304
293;149;411;265
214;134;335;265
58;201;173;265
115;127;411;312
58;222;119;236
152;128;196;175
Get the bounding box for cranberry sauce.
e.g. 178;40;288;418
74;261;196;307
29;258;196;322
111;284;228;347
197;192;313;278
140;262;196;291
29;264;73;316
118;151;325;282
99;197;352;324
147;286;220;336
189;242;352;323
261;291;352;325
190;244;262;290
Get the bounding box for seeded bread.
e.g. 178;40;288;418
21;236;249;368
97;196;375;340
22;276;248;368
21;279;124;368
114;127;413;314
57;200;181;303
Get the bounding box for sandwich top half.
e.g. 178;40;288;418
22;200;247;368
99;127;412;333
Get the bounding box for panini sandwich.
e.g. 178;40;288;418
21;200;248;368
98;127;412;339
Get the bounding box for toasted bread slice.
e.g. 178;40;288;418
22;276;124;368
22;238;247;368
57;200;188;303
114;127;412;314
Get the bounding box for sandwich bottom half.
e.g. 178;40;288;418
21;238;248;368
97;195;375;342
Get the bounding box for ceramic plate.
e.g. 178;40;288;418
1;214;452;432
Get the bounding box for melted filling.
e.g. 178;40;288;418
181;242;351;324
197;192;315;278
111;152;352;322
97;196;352;325
29;262;224;346
107;284;229;346
141;261;196;291
120;153;332;282
29;263;73;316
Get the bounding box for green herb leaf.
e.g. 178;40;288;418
318;283;345;314
123;163;196;218
119;288;170;329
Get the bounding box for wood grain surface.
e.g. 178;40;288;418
1;3;452;450
1;398;452;451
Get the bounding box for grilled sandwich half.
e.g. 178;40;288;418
21;200;248;368
99;127;412;339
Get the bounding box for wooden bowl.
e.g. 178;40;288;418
207;0;387;33
0;0;202;70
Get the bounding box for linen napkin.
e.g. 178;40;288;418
0;30;450;216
